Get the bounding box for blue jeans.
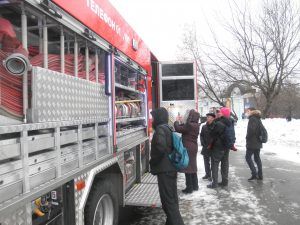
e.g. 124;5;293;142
245;148;262;177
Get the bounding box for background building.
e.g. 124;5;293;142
198;83;256;120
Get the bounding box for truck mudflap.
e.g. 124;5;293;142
125;173;161;208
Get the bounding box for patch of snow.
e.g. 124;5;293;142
291;202;300;208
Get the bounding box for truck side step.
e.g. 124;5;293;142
125;173;161;207
141;172;157;184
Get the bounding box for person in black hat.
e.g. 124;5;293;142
200;113;216;181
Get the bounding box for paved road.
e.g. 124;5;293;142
119;149;300;225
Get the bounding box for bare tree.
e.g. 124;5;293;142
262;81;300;118
211;0;300;117
179;25;227;107
180;0;300;118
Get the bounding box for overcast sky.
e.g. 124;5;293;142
109;0;299;63
109;0;254;61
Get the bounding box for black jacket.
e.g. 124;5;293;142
200;122;214;156
219;116;236;148
246;110;263;149
150;108;176;175
209;118;227;160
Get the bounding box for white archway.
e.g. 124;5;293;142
231;87;244;120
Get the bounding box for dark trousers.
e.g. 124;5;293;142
211;150;229;186
157;172;185;225
245;148;262;177
211;157;219;186
221;150;230;184
203;155;211;177
185;173;198;190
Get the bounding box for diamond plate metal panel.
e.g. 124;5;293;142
0;204;30;225
117;153;125;175
30;67;109;123
125;183;161;207
74;172;90;225
141;173;158;184
75;157;119;225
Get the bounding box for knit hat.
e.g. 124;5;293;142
220;107;231;118
206;113;216;118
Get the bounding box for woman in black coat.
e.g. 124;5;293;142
245;108;263;180
174;109;200;194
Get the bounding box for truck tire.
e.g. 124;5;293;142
84;179;119;225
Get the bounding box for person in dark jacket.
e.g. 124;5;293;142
208;107;235;188
207;117;225;188
218;107;235;186
200;113;216;181
174;109;200;194
245;107;263;181
150;107;184;225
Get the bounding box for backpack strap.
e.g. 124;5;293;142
257;118;263;134
157;124;173;152
158;124;173;133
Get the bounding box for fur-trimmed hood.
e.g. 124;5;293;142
249;110;261;118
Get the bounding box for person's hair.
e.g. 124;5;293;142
247;107;256;111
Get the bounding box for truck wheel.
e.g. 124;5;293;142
85;179;119;225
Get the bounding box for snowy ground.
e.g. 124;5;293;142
119;118;300;225
178;157;276;225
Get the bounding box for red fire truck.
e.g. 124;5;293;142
0;1;197;225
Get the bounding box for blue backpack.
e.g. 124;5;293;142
168;132;189;170
222;122;236;149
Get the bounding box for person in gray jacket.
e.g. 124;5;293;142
150;107;184;225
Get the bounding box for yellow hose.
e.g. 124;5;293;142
33;197;45;217
33;208;45;217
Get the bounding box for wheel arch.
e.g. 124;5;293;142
92;163;123;206
77;157;124;225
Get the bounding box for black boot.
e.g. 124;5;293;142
218;181;228;187
202;175;211;180
182;174;193;194
218;178;228;187
182;188;193;194
207;182;218;189
191;173;199;191
248;175;257;181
